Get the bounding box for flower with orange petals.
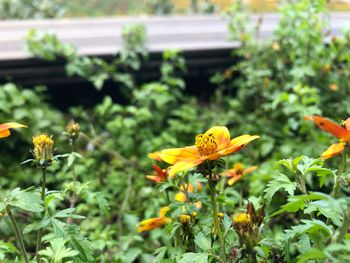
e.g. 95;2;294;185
159;126;259;177
0;122;27;139
137;206;172;233
221;163;257;186
305;115;350;159
146;164;168;183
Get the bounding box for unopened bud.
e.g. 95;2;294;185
66;120;80;139
32;134;54;167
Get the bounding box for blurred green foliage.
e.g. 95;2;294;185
1;0;350;262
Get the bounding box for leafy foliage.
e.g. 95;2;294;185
1;0;350;262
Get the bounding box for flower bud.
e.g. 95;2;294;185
179;214;191;224
32;134;54;167
66;120;80;140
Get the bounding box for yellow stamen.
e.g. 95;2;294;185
195;133;218;155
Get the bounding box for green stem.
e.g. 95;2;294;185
331;151;346;199
165;190;170;203
326;151;347;225
6;206;29;263
36;167;46;262
335;205;350;243
67;138;77;224
208;172;226;262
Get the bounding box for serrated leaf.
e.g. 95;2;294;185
284;219;333;241
38;238;79;262
194;233;211;251
271;192;326;216
264;174;297;205
297;248;325;263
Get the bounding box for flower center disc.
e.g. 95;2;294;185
195;133;218;155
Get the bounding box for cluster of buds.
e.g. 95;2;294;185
32;134;54;168
66;120;80;140
232;202;264;250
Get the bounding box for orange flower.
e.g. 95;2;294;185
221;163;257;186
0;122;27;139
146;164;168;183
159;126;259;177
137;206;172;233
305;115;350;159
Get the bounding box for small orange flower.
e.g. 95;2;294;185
174;183;202;202
0;122;27;139
146;164;168;183
305;115;350;159
221;163;257;186
329;83;338;91
137;206;172;233
159;126;259;177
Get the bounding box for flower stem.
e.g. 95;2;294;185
6;206;29;263
335;205;350;242
208;172;226;262
67;138;77;224
35;167;46;263
332;151;346;199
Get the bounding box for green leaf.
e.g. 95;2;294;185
38;238;79;262
304;195;343;226
284;219;333;241
123;248;142;263
179;253;209;263
223;214;232;231
54;208;85;219
7;188;43;213
264;174;297;205
297;248;325;263
194;233;211;251
70;237;94;262
271;192;326;216
51;218;66;238
23;217;51;234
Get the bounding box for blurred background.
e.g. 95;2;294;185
1;0;350;19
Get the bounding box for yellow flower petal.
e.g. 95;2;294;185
167;159;203;177
0;122;27;139
243;166;258;175
321;142;345;160
160;146;200;165
174;192;187;202
148;151;161;161
220;135;260;156
137;217;166;233
205;126;230;150
159;206;170;218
